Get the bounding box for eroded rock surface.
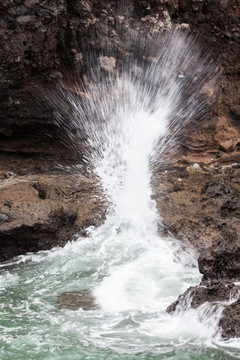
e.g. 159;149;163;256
1;0;240;339
153;163;240;253
0;174;107;261
198;236;240;281
220;299;240;339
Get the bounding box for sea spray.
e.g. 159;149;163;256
47;30;218;317
50;30;217;179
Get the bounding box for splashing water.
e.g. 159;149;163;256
0;31;239;359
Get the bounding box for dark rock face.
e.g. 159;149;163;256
153;163;240;253
158;164;240;339
0;0;240;165
198;237;240;281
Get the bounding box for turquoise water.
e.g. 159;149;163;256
0;227;239;360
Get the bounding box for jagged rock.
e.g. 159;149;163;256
215;116;239;153
202;179;239;199
153;166;240;253
166;280;239;313
99;56;116;73
198;235;240;280
0;0;239;165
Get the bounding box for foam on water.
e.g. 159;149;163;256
0;30;239;359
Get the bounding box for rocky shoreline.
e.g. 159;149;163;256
0;0;240;340
154;163;240;339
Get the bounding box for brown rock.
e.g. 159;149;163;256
0;174;107;261
215;116;239;153
0;0;239;166
153;165;240;253
231;105;240;119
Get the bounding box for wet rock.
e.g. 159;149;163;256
167;280;240;339
58;290;98;311
167;280;239;313
153;166;240;253
220;299;240;339
160;165;240;339
0;0;239;166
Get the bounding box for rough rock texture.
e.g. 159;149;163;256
153;163;240;253
0;174;107;261
198;236;240;280
156;163;240;339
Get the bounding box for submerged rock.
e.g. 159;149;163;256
58;290;98;311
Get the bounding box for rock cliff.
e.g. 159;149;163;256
0;0;239;165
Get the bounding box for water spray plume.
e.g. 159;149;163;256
50;30;217;180
47;29;220;317
1;29;236;360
